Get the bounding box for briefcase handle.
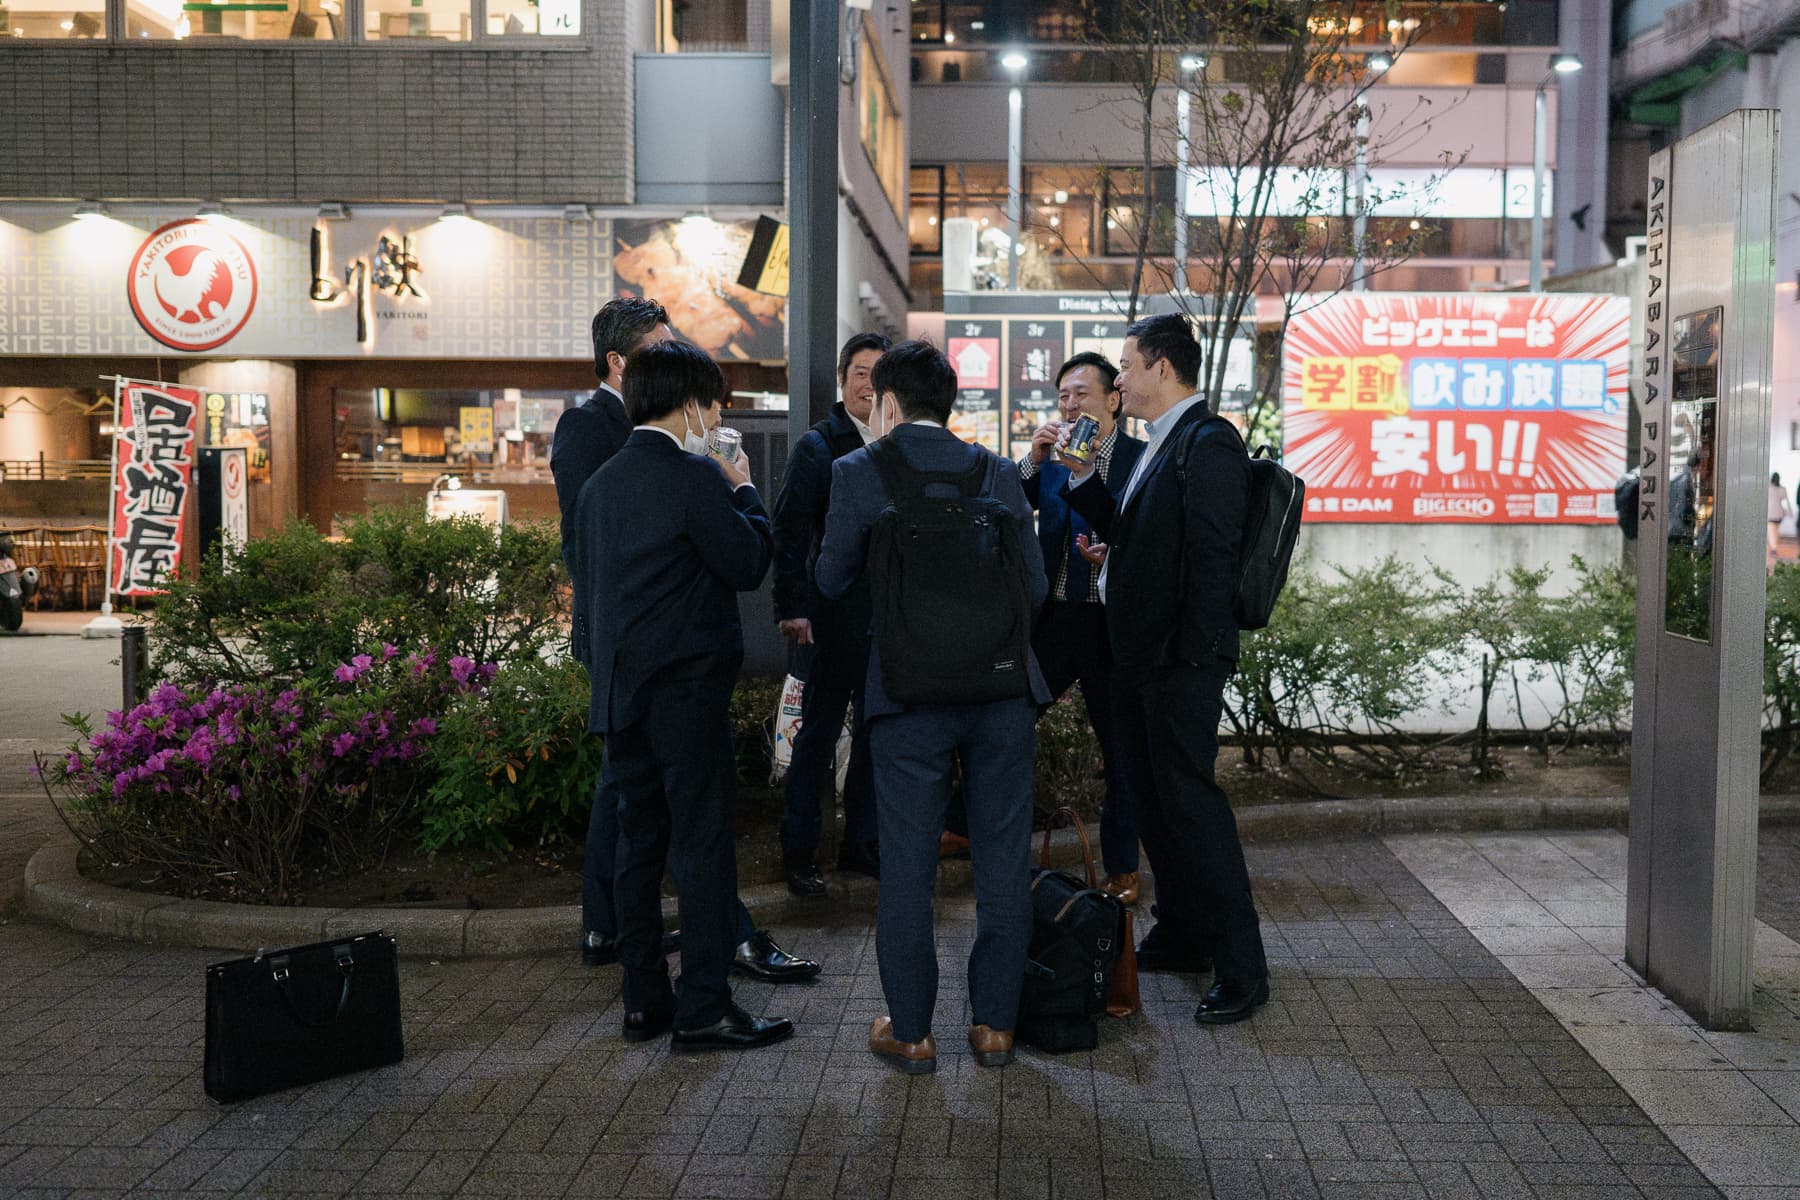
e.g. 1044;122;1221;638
1037;805;1099;889
268;945;357;1029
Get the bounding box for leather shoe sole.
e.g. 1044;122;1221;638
671;1016;793;1052
1194;979;1270;1025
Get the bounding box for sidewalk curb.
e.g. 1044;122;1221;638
23;794;1800;958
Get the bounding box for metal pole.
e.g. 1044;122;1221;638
1530;79;1548;292
1007;85;1022;290
788;0;840;442
1351;105;1369;292
121;625;147;709
1174;86;1190;294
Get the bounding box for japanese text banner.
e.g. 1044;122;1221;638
1282;294;1630;523
109;380;202;596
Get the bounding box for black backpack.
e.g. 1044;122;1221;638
1177;416;1305;632
866;439;1033;706
1615;471;1640;540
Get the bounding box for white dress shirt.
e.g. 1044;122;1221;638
1091;392;1207;601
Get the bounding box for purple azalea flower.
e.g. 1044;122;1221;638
449;656;476;686
381;642;399;661
334;662;358;683
331;732;357;758
410;717;437;737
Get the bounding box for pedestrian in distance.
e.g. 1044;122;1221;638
814;339;1051;1074
1771;471;1791;567
569;338;793;1051
1017;351;1145;904
1058;312;1271;1026
557;300;819;985
771;332;890;897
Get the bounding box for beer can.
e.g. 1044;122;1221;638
709;426;743;464
1063;415;1101;463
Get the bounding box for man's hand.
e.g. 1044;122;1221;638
716;446;753;489
1029;421;1065;464
779;618;815;645
1075;532;1108;566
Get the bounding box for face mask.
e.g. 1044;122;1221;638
681;402;708;455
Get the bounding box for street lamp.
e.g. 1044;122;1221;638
1530;53;1582;291
1174;54;1205;294
1001;50;1028;289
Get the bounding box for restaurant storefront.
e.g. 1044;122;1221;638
0;206;788;539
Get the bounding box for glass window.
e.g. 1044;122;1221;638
487;0;579;36
858;17;906;214
910;167;945;255
3;0;105;38
365;0;469;41
124;0;341;41
334;387;576;485
656;0;764;52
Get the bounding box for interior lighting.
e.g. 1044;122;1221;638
1000;50;1028;72
1054;189;1069;204
562;203;592;221
439;202;472;221
1409;219;1421;230
316;202;350;220
943;30;954;43
196;200;228;218
1551;53;1583;73
1179;55;1205;72
72;201;107;220
1367;53;1392;73
926;215;938;226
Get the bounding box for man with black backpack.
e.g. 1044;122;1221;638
1060;313;1271;1026
770;332;890;897
815;340;1051;1074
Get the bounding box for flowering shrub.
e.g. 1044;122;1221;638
40;643;494;903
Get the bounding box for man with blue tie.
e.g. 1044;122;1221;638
570;339;794;1051
1060;313;1270;1026
1016;352;1145;904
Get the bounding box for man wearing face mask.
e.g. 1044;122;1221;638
1016;352;1145;904
570;339;794;1050
558;300;819;986
770;331;890;897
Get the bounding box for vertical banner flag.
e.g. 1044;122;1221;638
109;379;202;595
1283;294;1630;522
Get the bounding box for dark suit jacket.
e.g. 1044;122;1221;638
571;430;772;734
551;384;631;563
1064;405;1247;671
770;400;871;636
1020;430;1145;602
815;423;1051;719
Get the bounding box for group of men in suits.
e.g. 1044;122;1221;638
555;301;1270;1057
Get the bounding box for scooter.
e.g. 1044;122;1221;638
0;532;40;632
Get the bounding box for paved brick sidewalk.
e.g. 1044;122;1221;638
0;835;1720;1199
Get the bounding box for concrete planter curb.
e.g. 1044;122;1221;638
23;794;1800;958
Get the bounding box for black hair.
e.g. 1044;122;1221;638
1055;351;1119;393
1124;313;1202;390
591;296;670;383
621;339;723;425
871;340;957;424
837;332;892;382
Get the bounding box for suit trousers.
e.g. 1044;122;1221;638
870;697;1036;1044
778;638;876;857
607;667;743;1028
1033;601;1140;876
1113;656;1268;986
583;749;755;945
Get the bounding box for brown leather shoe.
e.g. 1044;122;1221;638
1100;872;1141;906
938;832;971;859
869;1015;937;1074
968;1024;1015;1067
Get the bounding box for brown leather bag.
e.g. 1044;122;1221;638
1036;807;1140;1019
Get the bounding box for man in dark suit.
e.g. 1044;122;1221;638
1061;313;1270;1025
569;339;793;1051
557;298;818;985
771;331;889;897
1018;351;1145;903
815;341;1050;1074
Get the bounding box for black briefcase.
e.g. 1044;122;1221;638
203;930;404;1104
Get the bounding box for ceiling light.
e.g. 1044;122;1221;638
316;202;350;220
944;30;954;43
1054;189;1069;204
1180;55;1206;72
196;201;228;218
1000;50;1028;72
969;19;983;30
563;203;592;221
72;201;108;220
1367;53;1392;73
439;202;471;221
1551;53;1583;73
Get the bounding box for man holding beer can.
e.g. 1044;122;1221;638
1016;352;1146;902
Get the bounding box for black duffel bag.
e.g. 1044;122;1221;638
204;930;404;1104
1018;807;1126;1053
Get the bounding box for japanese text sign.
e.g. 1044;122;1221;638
109;380;201;595
1282;294;1630;523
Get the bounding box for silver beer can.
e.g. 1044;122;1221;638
710;426;743;464
1063;415;1101;463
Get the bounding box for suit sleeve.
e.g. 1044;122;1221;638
1178;430;1250;655
995;458;1048;612
814;458;871;601
1063;469;1119;540
769;432;826;622
684;461;774;592
550;410;598;528
1019;462;1043;510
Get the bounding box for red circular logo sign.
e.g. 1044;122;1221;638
126;220;259;352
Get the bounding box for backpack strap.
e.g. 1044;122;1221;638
868;436;991;504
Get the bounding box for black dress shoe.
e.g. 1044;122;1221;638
732;930;822;982
836;841;881;879
581;932;617;967
1134;927;1213;975
622;1001;675;1043
1194;978;1270;1025
785;856;827;899
671;1002;794;1052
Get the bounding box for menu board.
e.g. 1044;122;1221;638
1007;320;1066;460
946;318;1003;452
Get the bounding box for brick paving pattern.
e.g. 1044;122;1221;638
0;835;1720;1199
